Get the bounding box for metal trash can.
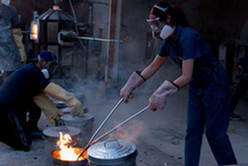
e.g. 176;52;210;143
87;139;138;166
56;110;94;146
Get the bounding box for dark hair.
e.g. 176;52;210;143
151;2;189;27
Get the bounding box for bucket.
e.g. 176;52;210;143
51;148;88;166
56;110;94;146
43;126;81;165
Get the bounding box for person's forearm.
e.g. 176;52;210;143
141;65;158;80
141;55;167;80
173;75;192;88
173;59;194;88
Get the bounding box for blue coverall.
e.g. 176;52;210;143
0;63;50;151
159;25;237;166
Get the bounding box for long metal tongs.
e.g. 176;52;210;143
93;106;149;142
77;98;124;159
77;98;149;160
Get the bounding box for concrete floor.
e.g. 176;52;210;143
0;79;247;166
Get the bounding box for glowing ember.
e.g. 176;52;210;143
55;132;86;161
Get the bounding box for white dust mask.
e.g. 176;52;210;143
41;69;50;79
159;25;174;40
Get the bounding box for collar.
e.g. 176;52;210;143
171;25;184;41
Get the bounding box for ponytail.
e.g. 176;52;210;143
169;6;189;27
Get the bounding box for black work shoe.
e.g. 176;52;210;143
230;112;241;121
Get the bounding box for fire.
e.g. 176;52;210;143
31;23;38;41
53;5;60;10
56;132;85;161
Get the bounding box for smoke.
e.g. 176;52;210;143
106;119;147;144
55;69;150;145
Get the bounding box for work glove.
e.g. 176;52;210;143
33;93;64;123
148;80;179;110
44;82;84;116
12;28;27;65
120;71;146;103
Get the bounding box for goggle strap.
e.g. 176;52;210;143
154;5;168;13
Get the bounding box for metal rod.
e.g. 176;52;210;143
94;106;149;142
76;36;123;43
77;98;123;159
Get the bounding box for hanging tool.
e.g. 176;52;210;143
58;30;123;46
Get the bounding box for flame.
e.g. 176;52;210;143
31;23;38;41
53;5;60;10
56;132;84;161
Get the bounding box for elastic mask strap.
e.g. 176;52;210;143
44;61;55;69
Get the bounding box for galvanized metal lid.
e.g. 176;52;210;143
59;107;71;113
87;139;137;165
43;126;81;138
61;112;94;123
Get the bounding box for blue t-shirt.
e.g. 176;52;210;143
159;25;220;88
0;63;50;112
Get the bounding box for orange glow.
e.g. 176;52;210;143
31;23;38;41
55;132;86;161
53;5;60;10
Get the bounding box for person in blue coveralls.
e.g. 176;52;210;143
0;50;84;151
120;2;237;166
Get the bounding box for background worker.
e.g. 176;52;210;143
0;0;26;85
120;2;237;166
230;19;248;120
9;0;27;66
230;52;248;120
0;0;22;71
0;50;84;151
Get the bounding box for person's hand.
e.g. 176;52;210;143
33;93;64;123
120;71;145;103
45;109;64;123
148;80;179;111
44;82;84;116
67;97;84;116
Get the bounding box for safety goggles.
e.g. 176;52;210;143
46;61;58;76
146;17;160;23
146;17;162;32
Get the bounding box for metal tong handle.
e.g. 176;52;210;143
77;98;123;159
94;106;149;142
